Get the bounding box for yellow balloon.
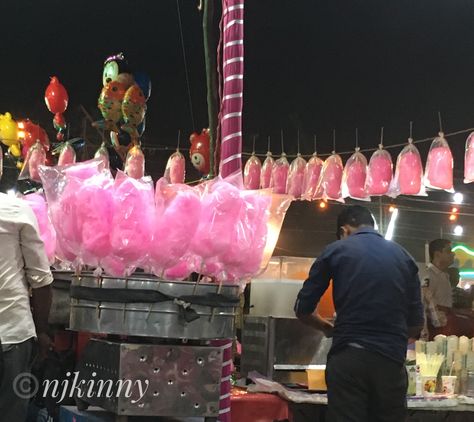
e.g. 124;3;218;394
9;143;21;158
0;112;18;147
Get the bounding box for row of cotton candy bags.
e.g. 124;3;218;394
39;158;155;275
149;177;271;284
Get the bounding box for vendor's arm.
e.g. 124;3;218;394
407;269;424;340
20;204;54;358
294;249;333;337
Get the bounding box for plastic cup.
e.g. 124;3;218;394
422;375;437;396
441;375;457;396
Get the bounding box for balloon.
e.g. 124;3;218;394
121;84;146;139
124;145;145;179
9;142;21;158
271;154;289;194
243;154;262;190
302;154;323;200
102;52;134;88
97;81;127;129
18;120;50;158
164;150;185;184
137;117;146;137
464;132;474;183
189;129;211;175
0;112;18;146
342;150;369;200
44;76;69;114
133;71;152;101
286;154;306;199
260;152;274;189
424;134;453;192
366;148;393;196
315;153;344;202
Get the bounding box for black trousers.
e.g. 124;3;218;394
0;338;34;422
326;346;407;422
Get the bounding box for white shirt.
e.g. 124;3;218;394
0;193;53;344
421;263;453;309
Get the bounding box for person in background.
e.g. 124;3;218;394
422;239;455;337
294;205;424;422
0;192;53;421
448;267;471;309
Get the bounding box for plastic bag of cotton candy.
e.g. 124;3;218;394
22;193;57;264
147;178;201;279
101;170;155;277
188;176;271;285
39;159;114;268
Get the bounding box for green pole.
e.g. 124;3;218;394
203;0;219;177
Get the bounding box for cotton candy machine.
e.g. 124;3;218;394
69;273;240;420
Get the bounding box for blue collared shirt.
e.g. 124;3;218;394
294;227;424;364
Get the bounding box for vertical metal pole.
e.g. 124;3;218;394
203;0;218;177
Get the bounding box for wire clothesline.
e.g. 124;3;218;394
239;126;474;159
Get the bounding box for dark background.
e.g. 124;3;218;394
2;0;474;261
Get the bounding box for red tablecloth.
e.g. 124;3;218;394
231;390;291;422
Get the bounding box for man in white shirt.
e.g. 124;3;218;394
0;192;53;421
422;238;455;337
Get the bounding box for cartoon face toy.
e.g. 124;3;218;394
189;129;210;175
102;52;134;88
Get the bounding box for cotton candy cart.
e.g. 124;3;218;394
68;272;240;420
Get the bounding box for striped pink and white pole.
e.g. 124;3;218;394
213;2;244;421
219;0;245;179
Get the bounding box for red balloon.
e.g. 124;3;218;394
19;120;50;158
44;76;69;114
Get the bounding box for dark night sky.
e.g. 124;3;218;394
2;0;474;260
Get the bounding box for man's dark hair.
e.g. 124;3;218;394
429;239;451;261
336;205;375;238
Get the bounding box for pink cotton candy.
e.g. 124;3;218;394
23;193;56;264
190;179;243;262
109;171;155;269
75;172;114;264
286;154;306;199
271;154;289;194
24;142;46;182
63;159;104;180
125;145;145;179
464;132;474;183
367;149;392;196
49;177;82;263
302;154;323;200
222;192;270;279
164;260;194;280
260;154;274;189
164;150;186;184
58;143;76;166
316;154;344;202
101;255;127;278
243;154;262;190
149;182;201;276
390;142;424;197
424;135;453;191
94;144;110;169
342;150;369;200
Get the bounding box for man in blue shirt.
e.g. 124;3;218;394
295;205;424;422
